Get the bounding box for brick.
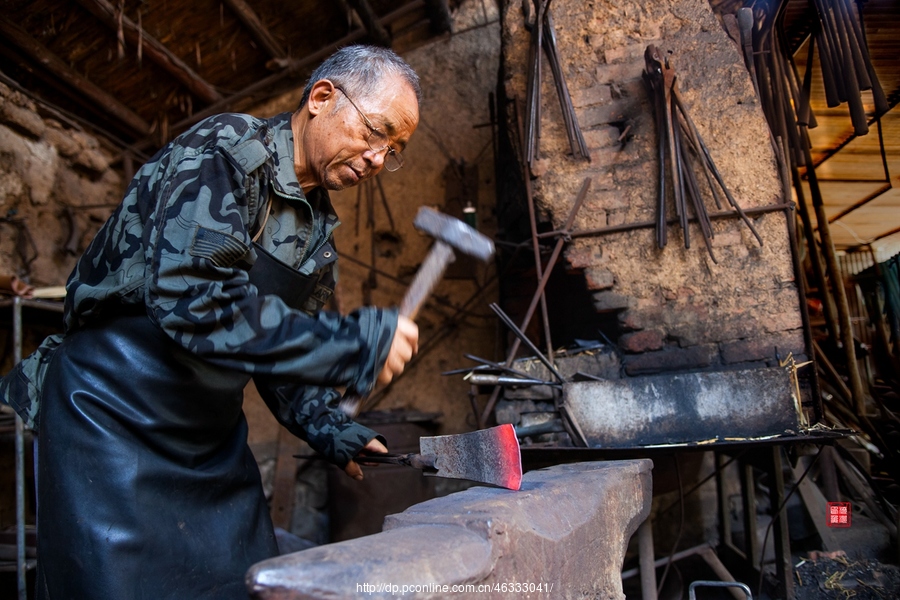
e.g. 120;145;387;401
584;267;615;290
571;84;612;109
720;331;805;364
72;148;110;175
592;290;632;312
43;125;82;158
623;344;717;375
604;42;647;64
620;329;665;353
619;305;664;330
566;246;603;270
582;126;621;149
576;103;628;128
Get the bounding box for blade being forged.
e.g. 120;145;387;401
419;424;522;490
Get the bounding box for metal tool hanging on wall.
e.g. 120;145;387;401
523;0;590;168
642;45;762;264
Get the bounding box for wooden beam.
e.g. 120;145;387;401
423;0;452;34
0;15;150;136
347;0;393;47
75;0;222;104
826;182;893;223
221;0;285;60
165;1;425;137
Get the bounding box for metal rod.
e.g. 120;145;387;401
462;354;537;380
541;10;588;160
489;302;564;383
514;91;556;367
623;543;718;581
536;203;789;241
671;87;763;246
520;177;591;357
638;518;658;600
467;374;554;386
480;179;590;427
800;119;869;414
13;296;26;600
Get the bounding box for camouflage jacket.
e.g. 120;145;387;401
0;112;396;466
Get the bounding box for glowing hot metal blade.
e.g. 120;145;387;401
419;424;522;490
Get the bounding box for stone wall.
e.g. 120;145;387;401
498;0;806;375
0;81;123;530
0;81;123;364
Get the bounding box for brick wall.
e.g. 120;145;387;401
498;0;806;375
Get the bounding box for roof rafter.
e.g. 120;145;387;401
0;15;150;136
347;0;393;47
221;0;286;60
74;0;223;104
129;0;428;153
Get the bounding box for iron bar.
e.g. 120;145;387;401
462;354;537;380
489;302;564;383
480;178;590;427
671;86;763;247
467;374;554;386
13;297;26;600
541;10;589;160
516;91;555;366
535;202;790;241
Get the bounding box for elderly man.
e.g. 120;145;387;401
0;45;420;599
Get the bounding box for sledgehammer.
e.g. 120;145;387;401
341;206;495;416
399;206;495;318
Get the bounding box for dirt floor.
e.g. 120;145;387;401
793;552;900;600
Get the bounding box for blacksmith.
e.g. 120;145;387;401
0;44;420;599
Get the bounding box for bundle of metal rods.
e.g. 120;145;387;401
809;0;889;136
523;0;589;168
743;0;890;422
642;45;762;264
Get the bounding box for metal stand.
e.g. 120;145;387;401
717;445;795;600
13;297;26;600
638;518;657;600
1;296;64;600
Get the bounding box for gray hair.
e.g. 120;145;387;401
298;45;421;109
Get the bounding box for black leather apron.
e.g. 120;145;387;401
36;245;326;600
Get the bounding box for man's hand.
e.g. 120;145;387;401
344;437;388;481
376;315;418;386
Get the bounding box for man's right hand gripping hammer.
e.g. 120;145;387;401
339;207;494;417
377;315;418;386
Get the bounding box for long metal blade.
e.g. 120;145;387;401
419;424;522;491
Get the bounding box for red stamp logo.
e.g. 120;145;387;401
827;502;851;528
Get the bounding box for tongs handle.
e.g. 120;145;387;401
359;453;436;472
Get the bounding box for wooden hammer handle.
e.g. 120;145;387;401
398;240;455;320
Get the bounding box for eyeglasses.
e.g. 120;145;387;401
334;86;404;172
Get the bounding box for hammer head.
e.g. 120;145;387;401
413;206;494;262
